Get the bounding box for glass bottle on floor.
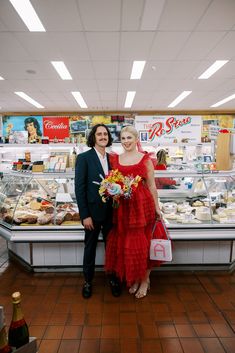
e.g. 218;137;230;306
8;292;29;349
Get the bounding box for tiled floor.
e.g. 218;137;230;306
0;238;235;353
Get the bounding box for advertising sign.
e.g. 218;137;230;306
2;116;43;143
43;116;70;141
135;115;202;143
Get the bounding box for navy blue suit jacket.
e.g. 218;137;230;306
75;148;112;222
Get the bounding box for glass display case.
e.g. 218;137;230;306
156;170;235;226
0;172;80;229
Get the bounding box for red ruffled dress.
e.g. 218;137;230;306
105;153;156;286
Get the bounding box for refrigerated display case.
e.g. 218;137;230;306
0;170;235;271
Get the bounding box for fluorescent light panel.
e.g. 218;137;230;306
211;93;235;108
15;92;44;108
168;91;192;108
9;0;45;32
51;61;72;80
71;92;88;108
0;76;4;80
124;91;136;108
198;60;228;79
130;61;146;79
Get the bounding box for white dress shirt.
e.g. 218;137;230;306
94;148;109;175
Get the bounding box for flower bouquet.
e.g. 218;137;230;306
97;169;142;208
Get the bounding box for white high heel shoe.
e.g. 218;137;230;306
135;279;150;299
129;282;139;294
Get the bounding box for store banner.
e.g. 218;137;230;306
43;116;70;141
135;115;202;143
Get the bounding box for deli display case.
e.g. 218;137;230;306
0;170;235;271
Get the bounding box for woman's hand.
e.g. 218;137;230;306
155;208;162;220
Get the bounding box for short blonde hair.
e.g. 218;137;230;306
121;125;138;139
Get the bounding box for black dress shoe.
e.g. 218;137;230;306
82;282;92;299
109;278;122;297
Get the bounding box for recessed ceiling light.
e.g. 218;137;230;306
9;0;46;32
211;93;235;108
71;92;88;108
15;92;44;108
51;61;72;80
198;60;228;79
130;61;146;79
124;91;136;108
168;91;192;108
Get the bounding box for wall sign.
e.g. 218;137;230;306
135;115;202;143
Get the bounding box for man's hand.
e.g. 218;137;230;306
83;217;94;230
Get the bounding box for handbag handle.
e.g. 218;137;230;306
151;219;171;240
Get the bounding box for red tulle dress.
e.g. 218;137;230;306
105;153;156;286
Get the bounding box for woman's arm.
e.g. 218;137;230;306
146;159;161;218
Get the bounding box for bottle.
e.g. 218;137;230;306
8;292;29;349
0;306;12;353
71;147;77;169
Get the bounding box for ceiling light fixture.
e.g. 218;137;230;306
51;61;72;80
9;0;45;32
15;92;44;108
130;61;146;79
168;91;192;108
198;60;228;79
211;93;235;108
71;92;88;108
0;76;4;80
124;91;136;108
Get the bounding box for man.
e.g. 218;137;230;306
75;124;121;299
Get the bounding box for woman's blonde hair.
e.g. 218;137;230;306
156;149;167;165
121;125;138;139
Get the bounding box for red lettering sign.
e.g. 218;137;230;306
149;116;191;140
43;117;70;140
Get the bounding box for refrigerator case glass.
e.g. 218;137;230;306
0;173;80;227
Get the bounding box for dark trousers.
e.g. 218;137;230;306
83;219;112;283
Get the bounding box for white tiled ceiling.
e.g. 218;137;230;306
0;0;235;112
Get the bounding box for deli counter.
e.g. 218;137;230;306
0;170;235;271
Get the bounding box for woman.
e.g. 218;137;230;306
105;126;161;298
24;117;42;143
155;149;177;189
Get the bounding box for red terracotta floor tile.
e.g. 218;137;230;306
58;339;80;353
120;312;137;324
62;326;82;339
175;324;196;337
43;325;65;339
120;338;140;353
85;312;102;325
137;312;155;324
100;338;120;353
82;325;101;339
160;338;184;353
78;339;100;353
139;324;159;339
119;324;139;339
211;323;235;337
193;323;216;337
180;338;204;353
200;338;226;353
102;312;120;325
38;339;61;353
141;339;163;353
157;324;178;338
29;325;47;339
220;338;235;353
101;325;120;339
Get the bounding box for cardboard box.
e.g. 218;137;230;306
14;337;37;353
